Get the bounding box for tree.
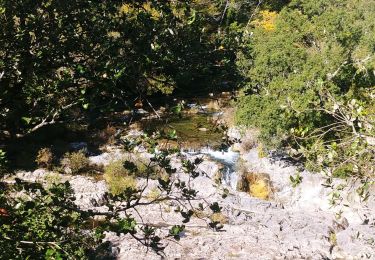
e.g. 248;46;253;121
236;0;375;177
0;0;245;138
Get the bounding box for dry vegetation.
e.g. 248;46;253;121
35;148;53;169
96;125;117;146
235;159;272;200
61;150;90;174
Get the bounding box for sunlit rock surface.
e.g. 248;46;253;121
10;130;375;259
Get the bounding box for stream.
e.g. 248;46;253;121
181;147;239;190
200;148;240;190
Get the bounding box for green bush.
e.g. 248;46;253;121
0;181;101;259
104;160;137;195
61;150;90;174
236;0;375;180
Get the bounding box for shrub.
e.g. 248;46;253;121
213;170;223;185
257;143;267;158
206;100;220;111
236;0;375;183
237;172;271;200
193;209;207;219
61;150;90;174
234;158;247;176
35;148;53;169
44;172;63;188
0;149;7;173
250;178;270;200
221;107;236;127
104;160;137;195
146;187;161;201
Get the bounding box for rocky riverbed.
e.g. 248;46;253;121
10;126;375;259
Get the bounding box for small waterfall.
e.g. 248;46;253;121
199;147;239;163
183;147;240;190
221;164;238;190
181;147;200;154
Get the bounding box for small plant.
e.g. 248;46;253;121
146;187;161;201
97;125;117;145
257;143;267;158
44;172;63;188
213;171;223;185
104;160;137;195
221;107;236;127
237;172;271;200
234;158;247;177
168;225;185;241
329;231;337;246
61;150;90;174
192;209;207;219
35;148;53;169
210;212;229;224
290;172;303;188
0;149;6;164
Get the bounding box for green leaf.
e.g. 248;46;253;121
168;130;177;140
187;9;196;25
117;217;137;234
209;202;221;213
171;105;182;114
169;225;185;240
21;117;32;125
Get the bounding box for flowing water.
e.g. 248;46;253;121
184;147;240;190
144;99;241;190
201;148;240;189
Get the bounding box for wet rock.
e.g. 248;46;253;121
69;142;88;151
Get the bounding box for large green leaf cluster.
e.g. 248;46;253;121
236;0;375;181
0;180;100;259
236;0;375;149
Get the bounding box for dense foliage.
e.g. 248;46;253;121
0;0;251;137
236;0;375;179
0;181;101;259
0;1;256;257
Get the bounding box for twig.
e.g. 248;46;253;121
146;98;161;119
